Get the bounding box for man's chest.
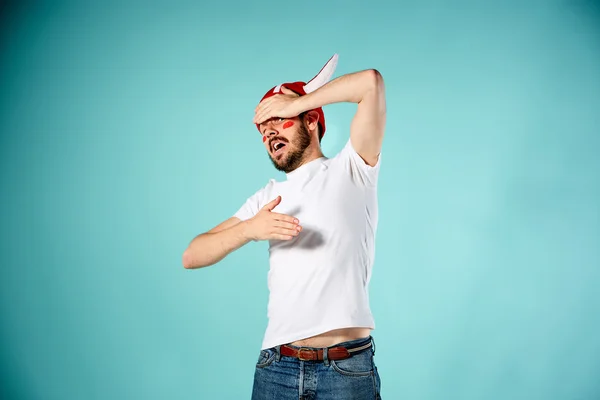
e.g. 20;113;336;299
264;174;366;235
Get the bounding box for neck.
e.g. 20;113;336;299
297;145;324;168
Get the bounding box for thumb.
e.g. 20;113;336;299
280;86;298;97
262;195;281;211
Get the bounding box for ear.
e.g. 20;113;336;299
304;110;320;132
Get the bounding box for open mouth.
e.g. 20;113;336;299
271;141;287;156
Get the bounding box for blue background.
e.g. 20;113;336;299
1;1;599;399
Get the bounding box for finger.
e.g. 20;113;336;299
270;213;298;224
270;234;294;241
255;97;274;112
274;222;302;232
280;86;298;97
272;227;298;237
255;99;276;118
254;103;266;117
253;107;266;124
254;102;266;121
273;227;300;236
262;196;281;211
255;108;273;125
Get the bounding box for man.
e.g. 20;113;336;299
182;54;386;399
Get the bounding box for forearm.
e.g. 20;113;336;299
295;69;382;113
182;221;251;269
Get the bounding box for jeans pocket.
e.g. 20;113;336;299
330;351;374;377
256;348;276;368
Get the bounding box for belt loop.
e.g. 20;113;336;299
323;346;329;367
371;337;376;356
275;345;281;362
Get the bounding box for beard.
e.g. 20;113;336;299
268;123;312;173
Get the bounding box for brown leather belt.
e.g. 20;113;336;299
280;340;372;362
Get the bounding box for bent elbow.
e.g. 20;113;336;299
368;69;384;91
182;249;194;269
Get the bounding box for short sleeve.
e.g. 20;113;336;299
332;139;382;188
234;191;262;221
233;181;273;221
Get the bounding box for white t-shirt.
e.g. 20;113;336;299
234;139;381;350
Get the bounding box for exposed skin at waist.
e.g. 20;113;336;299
288;327;372;348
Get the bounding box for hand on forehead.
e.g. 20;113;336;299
256;86;300;110
254;85;302;125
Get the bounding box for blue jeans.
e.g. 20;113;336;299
251;336;382;399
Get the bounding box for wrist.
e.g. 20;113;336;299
238;219;255;242
294;94;316;116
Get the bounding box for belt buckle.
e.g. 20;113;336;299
297;347;313;361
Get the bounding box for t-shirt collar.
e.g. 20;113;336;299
285;156;327;181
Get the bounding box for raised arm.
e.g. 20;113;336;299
182;196;301;269
298;69;385;166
